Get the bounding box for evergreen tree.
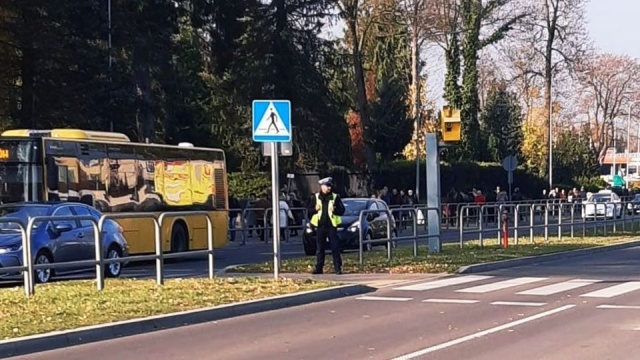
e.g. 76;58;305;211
553;130;599;185
480;85;523;162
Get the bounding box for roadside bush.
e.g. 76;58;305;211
573;176;608;192
228;172;271;198
375;160;547;199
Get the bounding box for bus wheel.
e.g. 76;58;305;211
171;222;189;254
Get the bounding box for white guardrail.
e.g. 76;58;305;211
0;211;214;297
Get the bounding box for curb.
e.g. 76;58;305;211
0;284;374;358
457;240;640;274
218;263;249;274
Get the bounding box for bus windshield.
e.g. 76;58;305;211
0;140;43;204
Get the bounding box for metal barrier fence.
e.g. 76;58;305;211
456;200;640;246
238;207;308;245
0;211;214;297
356;207;441;266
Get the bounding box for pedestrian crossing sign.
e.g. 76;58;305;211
252;100;291;142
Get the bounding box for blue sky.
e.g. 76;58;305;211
587;0;640;58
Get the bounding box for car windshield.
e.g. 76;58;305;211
342;200;369;216
634;195;640;201
0;205;50;231
588;195;611;203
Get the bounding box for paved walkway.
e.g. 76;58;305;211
224;272;449;288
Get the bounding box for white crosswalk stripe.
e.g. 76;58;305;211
517;279;602;296
393;275;493;291
456;277;547;294
580;282;640;298
385;276;640;301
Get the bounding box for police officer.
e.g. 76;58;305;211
308;177;345;274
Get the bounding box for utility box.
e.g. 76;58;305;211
440;106;461;142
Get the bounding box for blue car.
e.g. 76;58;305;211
302;198;397;256
0;202;129;283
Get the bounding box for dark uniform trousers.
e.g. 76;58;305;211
315;225;342;271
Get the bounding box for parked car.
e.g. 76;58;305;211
302;198;397;256
0;202;129;283
582;190;622;219
627;194;640;215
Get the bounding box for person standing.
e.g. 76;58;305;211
308;177;345;275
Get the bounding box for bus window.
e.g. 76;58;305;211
135;146;163;212
0;139;44;203
107;144;138;212
76;142;107;208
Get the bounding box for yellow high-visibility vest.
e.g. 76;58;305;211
310;193;341;227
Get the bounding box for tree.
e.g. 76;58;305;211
457;0;525;160
400;0;431;147
553;128;599;185
368;0;412;161
337;0;378;172
521;106;548;173
506;0;590;176
480;84;523;162
575;53;640;156
430;0;524;161
402;78;437;159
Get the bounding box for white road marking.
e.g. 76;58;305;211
580;282;640;298
456;277;547;294
597;305;640;310
393;275;493;291
517;279;601;296
390;305;576;360
491;301;547;307
423;299;480;304
356;296;413;302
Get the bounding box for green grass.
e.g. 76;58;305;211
0;277;334;340
233;234;638;275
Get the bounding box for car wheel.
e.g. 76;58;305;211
386;230;398;249
34;251;54;284
105;245;123;278
365;232;373;252
171;223;188;253
303;236;316;256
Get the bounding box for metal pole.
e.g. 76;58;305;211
548;86;553;189
270;142;281;279
108;0;113;132
613;121;617;179
415;117;420;201
627;107;631;189
630;101;639;180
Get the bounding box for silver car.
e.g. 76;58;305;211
0;202;129;283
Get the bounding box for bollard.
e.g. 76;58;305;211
501;210;509;249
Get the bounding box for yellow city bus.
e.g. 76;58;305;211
0;128;229;254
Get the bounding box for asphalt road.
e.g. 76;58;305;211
10;245;640;360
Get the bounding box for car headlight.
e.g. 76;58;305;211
348;221;360;232
0;244;22;254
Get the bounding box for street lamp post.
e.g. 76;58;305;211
628;100;639;188
548;87;553;189
108;0;113;132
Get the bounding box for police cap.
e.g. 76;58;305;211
318;177;333;186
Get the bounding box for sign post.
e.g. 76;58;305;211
252;100;292;279
502;155;518;200
424;133;441;253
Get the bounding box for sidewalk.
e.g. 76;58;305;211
223;272;447;289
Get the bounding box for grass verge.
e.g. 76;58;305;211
233;235;638;275
0;277;334;340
